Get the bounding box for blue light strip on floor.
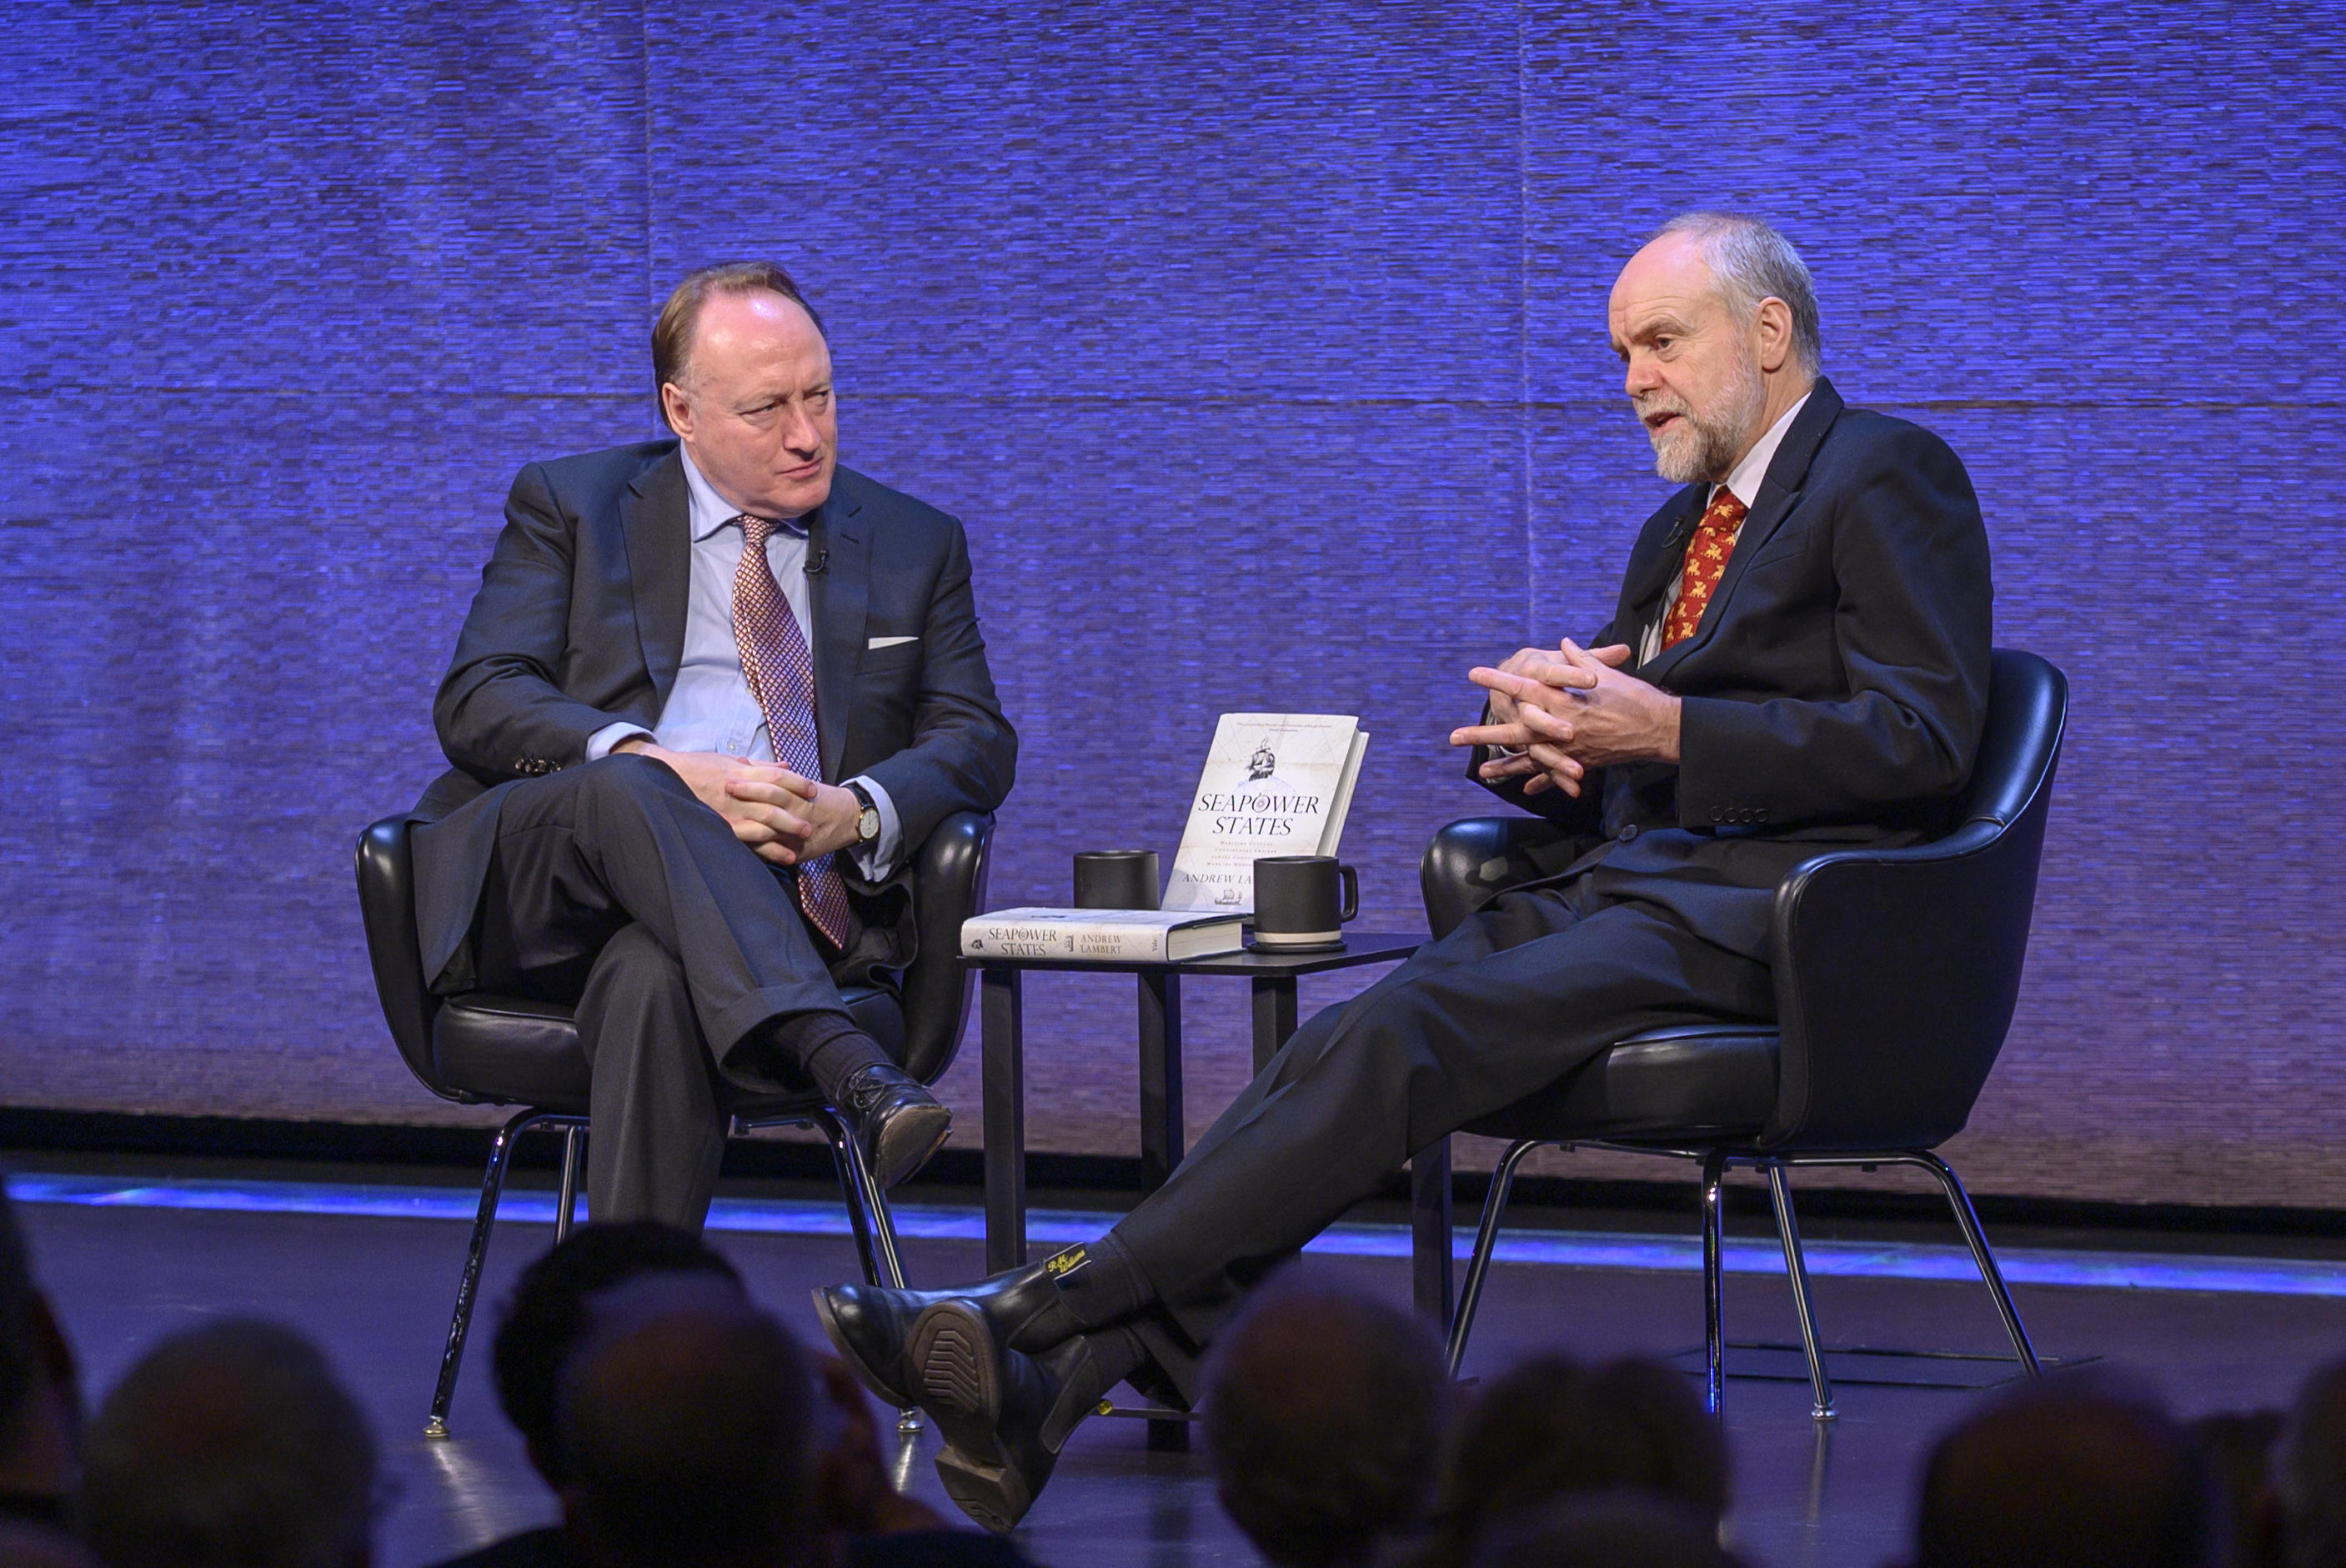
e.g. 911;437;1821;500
11;1170;2344;1299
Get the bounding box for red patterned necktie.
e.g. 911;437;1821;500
1661;488;1750;650
731;514;854;949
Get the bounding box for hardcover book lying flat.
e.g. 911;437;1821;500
960;908;1249;963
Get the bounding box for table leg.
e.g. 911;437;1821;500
1251;976;1298;1076
1411;1136;1454;1330
1135;969;1188;1450
982;967;1025;1275
1135;971;1186;1195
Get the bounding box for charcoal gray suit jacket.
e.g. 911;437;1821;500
1470;377;1994;960
409;441;1016;990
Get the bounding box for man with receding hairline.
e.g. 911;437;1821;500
409;262;1015;1230
819;213;1993;1533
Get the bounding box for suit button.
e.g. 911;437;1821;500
1754;809;1769;824
1617;824;1639;843
1708;809;1722;824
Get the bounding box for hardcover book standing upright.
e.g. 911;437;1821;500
1160;713;1368;914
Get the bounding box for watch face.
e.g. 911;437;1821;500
859;805;881;842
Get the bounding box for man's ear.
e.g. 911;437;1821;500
659;382;694;438
1754;297;1794;374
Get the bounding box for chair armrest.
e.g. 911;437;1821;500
1419;817;1582;940
899;811;995;1084
1762;800;2053;1149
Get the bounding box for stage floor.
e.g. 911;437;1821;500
13;1164;2346;1567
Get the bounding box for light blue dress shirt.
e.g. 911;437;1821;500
585;449;903;879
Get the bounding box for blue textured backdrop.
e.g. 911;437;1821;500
4;3;2342;1205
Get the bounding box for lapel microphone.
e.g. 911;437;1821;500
805;510;829;575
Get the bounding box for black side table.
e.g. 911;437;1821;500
966;932;1440;1447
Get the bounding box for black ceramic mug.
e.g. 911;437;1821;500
1074;849;1160;910
1251;855;1361;951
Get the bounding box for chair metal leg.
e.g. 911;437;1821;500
1700;1149;1729;1419
1764;1163;1835;1421
816;1107;921;1434
427;1109;547;1439
555;1125;585;1243
1902;1150;2041;1376
1446;1140;1539;1376
817;1109;888;1289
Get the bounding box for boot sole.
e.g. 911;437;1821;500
911;1300;1062;1533
809;1288;918;1408
871;1102;953;1190
910;1300;1004;1427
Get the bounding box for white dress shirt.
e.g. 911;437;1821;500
1637;391;1812;664
585;448;903;879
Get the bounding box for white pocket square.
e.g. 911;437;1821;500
867;635;920;649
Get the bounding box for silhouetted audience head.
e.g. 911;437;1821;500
493;1220;744;1485
2190;1410;2282;1568
1416;1352;1727;1566
558;1307;815;1568
78;1319;376;1568
2279;1360;2346;1568
1468;1490;1743;1568
0;1183;94;1566
1201;1280;1450;1568
1915;1380;2216;1568
0;1186;40;1446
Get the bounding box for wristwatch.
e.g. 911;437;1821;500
845;781;881;846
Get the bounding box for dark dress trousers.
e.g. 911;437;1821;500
1109;378;1994;1399
408;442;1015;1225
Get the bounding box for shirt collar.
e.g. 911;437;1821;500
678;445;808;544
1717;389;1812;511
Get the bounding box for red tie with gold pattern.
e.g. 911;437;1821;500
1661;488;1749;651
731;514;854;950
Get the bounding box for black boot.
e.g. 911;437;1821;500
811;1252;1090;1409
910;1305;1144;1532
835;1063;952;1191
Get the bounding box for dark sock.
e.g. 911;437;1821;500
768;1013;894;1102
1045;1231;1157;1330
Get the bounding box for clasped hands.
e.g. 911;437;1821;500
1448;639;1682;798
615;739;863;864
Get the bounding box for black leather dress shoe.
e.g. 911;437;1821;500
836;1064;952;1190
910;1300;1133;1532
810;1254;1085;1409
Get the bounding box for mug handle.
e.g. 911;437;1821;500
1336;864;1361;924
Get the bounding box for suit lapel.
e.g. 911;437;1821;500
1635;378;1845;689
808;479;869;783
621;450;692;706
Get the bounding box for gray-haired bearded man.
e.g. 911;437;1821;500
817;213;1993;1531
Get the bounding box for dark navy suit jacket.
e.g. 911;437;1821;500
410;442;1016;989
1471;377;1994;959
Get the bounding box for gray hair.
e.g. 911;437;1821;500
1653;212;1822;372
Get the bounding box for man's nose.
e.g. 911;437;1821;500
780;403;822;453
1623;354;1662;398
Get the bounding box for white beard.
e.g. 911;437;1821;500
1640;356;1767;485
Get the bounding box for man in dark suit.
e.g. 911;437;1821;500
814;213;1993;1531
409;262;1015;1231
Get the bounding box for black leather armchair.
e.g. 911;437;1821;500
355;809;992;1435
1421;649;2065;1420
